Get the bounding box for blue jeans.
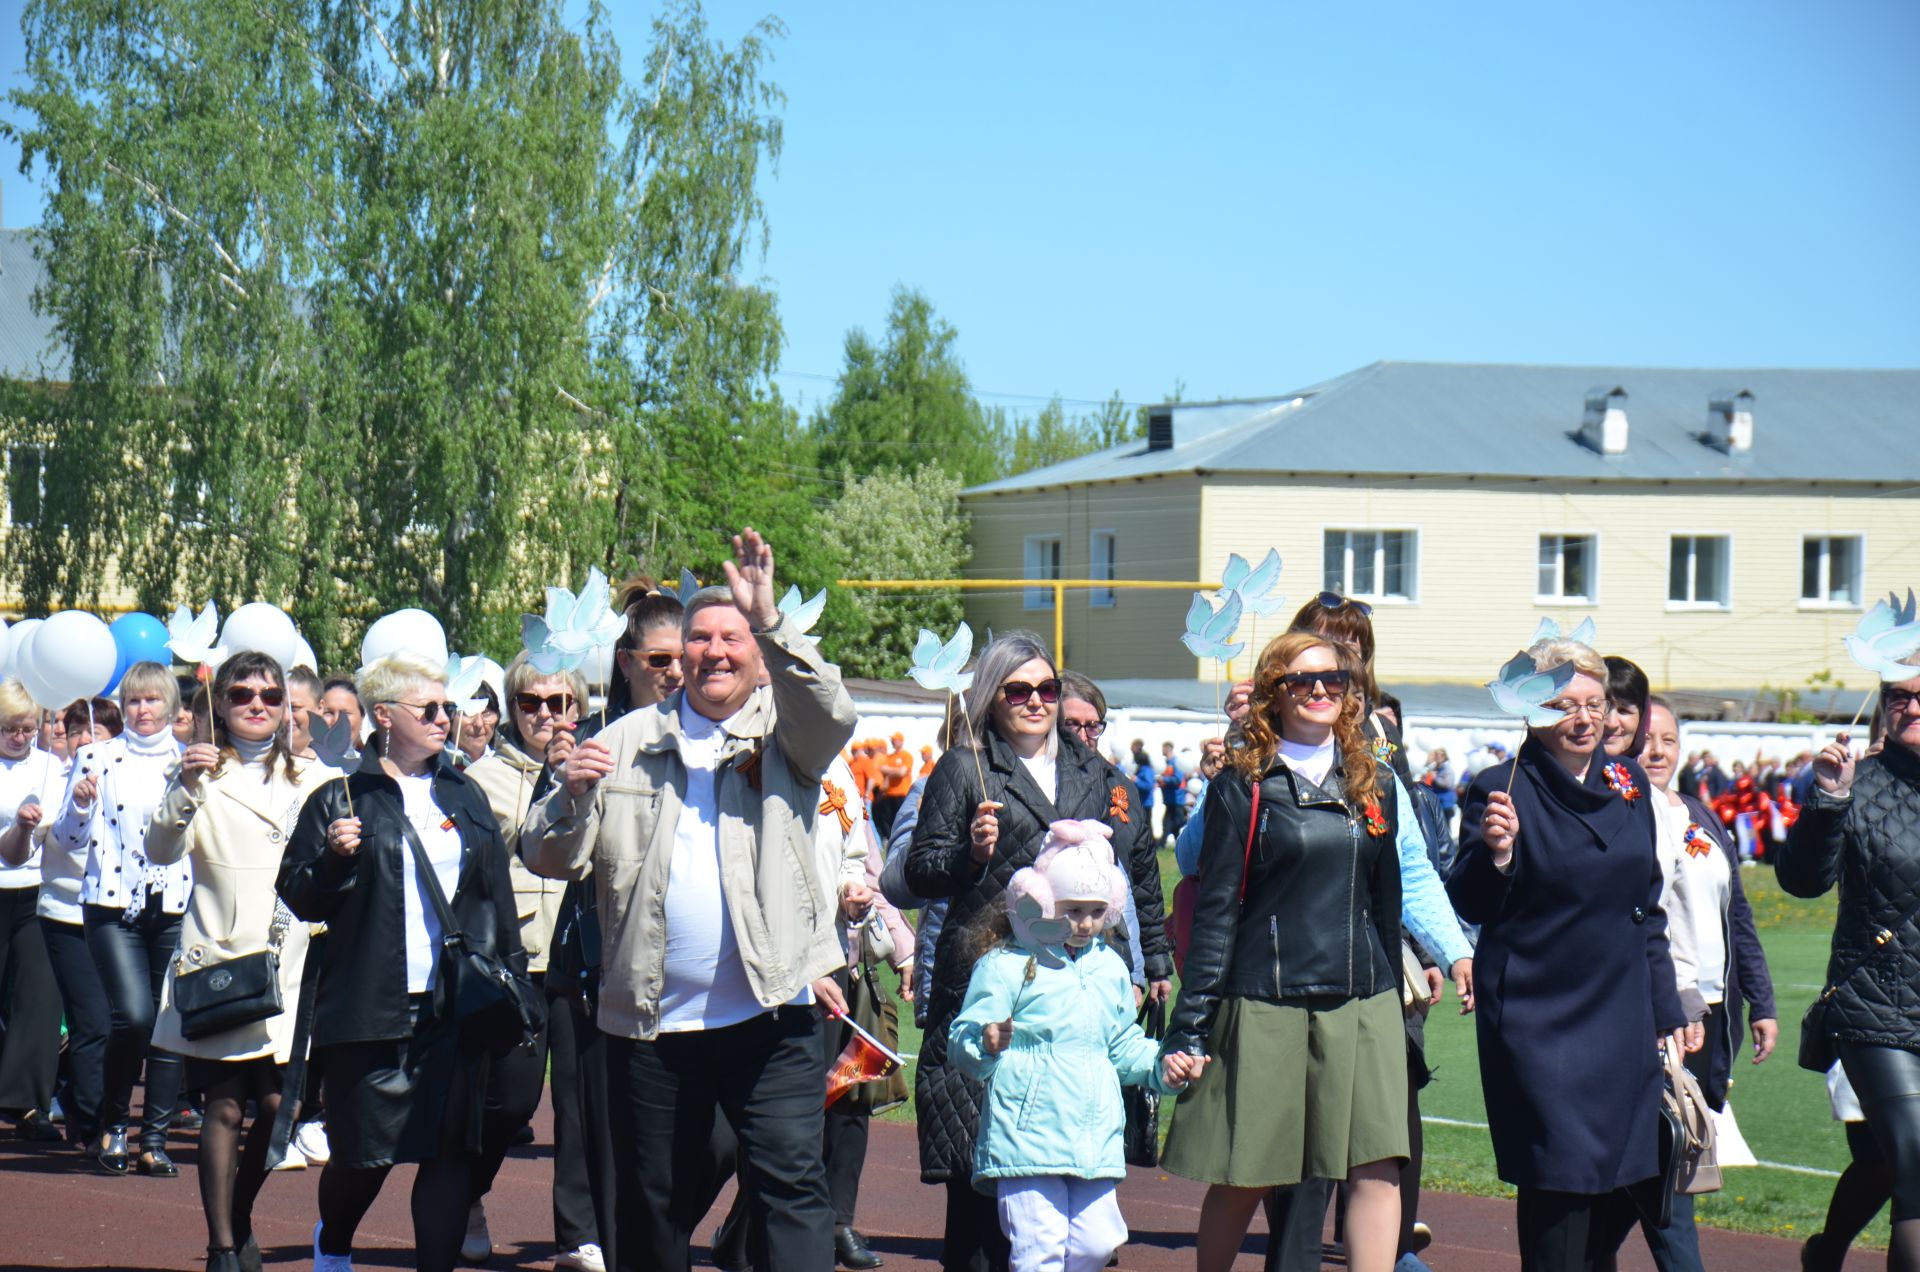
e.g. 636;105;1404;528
1638;1188;1704;1272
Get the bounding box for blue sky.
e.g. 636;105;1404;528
4;2;1915;415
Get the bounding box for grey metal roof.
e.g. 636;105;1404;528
0;229;66;384
965;360;1920;493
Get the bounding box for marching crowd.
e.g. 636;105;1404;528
0;529;1916;1272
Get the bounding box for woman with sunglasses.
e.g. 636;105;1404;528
1776;673;1920;1272
277;653;526;1272
465;654;606;1272
1160;633;1407;1272
1449;636;1689;1272
49;659;189;1176
905;631;1144;1272
595;578;686;729
146;653;339;1272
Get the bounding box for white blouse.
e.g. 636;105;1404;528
0;747;64;891
1654;798;1732;1008
53;727;190;917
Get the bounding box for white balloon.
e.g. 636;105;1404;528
360;609;449;671
28;611;120;706
0;617;35;681
291;636;319;673
220;602;302;670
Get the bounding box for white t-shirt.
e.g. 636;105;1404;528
396;771;464;995
1278;737;1337;789
1017;733;1059;803
1656;799;1731;1006
0;747;62;890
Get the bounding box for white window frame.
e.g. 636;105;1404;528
1321;526;1420;604
1536;532;1599;605
1089;529;1117;608
1023;534;1062;610
1798;533;1866;610
1666;533;1734;611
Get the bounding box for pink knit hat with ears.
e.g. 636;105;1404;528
1004;819;1129;950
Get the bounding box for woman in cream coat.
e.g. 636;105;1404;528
148;652;339;1272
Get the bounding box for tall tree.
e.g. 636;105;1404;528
815;464;968;679
5;0;797;664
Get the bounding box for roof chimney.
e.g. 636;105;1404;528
1146;408;1174;451
1707;389;1755;453
1580;385;1629;455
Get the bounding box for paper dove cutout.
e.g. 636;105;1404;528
1531;616;1598;648
777;585;827;635
909;624;975;694
1487;650;1579;727
1843;589;1920;682
674;569;702;605
1181;591;1246;663
166;602;226;664
306;712;359;770
444;653;492;716
1220;550;1286;616
522;567;627;674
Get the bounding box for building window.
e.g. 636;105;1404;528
1089;530;1117;607
1023;535;1062;610
6;446;43;529
1323;529;1417;602
1668;535;1731;608
1801;536;1862;607
1537;534;1596;602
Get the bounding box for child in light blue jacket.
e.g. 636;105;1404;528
950;819;1206;1272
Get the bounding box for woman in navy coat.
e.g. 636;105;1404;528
1448;637;1690;1272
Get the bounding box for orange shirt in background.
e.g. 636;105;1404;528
878;748;915;798
848;752;879;803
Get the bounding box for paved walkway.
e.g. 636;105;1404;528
2;1112;1820;1270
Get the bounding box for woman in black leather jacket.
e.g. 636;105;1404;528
277;653;524;1272
1776;674;1920;1272
1161;632;1405;1272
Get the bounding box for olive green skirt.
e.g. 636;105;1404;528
1161;990;1408;1188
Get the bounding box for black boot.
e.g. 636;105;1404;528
206;1247;243;1272
834;1226;883;1270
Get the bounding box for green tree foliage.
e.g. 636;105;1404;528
5;0;803;665
815;464;969;679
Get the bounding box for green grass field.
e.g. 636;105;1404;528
877;851;1886;1249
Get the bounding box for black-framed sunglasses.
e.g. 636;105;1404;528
389;699;459;725
1279;670;1351;700
1065;718;1108;739
1001;678;1063;708
224;686;286;708
1885;688;1920;714
639;651;679;670
514;691;577;717
1314;590;1373;618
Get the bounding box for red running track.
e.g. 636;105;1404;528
1;1111;1814;1270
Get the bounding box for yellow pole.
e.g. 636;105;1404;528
1053;581;1065;668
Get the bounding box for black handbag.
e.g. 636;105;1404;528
1123;998;1166;1168
400;820;546;1056
1799;885;1920;1072
172;903;292;1041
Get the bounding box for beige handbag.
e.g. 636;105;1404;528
1661;1038;1722;1196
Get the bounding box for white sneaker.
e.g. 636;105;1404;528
554;1244;605;1272
313;1220;354;1271
460;1201;492;1264
294;1120;332;1165
270;1140;309;1171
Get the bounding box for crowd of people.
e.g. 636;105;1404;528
0;530;1915;1272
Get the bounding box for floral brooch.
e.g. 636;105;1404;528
1602;761;1642;802
1362;802;1389;836
1108;784;1131;824
1682;822;1716;859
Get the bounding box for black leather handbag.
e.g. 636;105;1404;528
1123;999;1167;1167
400;821;546;1056
172;904;291;1041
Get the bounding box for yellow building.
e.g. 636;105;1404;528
961;361;1919;716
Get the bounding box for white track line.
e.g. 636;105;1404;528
1420;1116;1840;1177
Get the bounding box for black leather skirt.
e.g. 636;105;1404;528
317;994;480;1168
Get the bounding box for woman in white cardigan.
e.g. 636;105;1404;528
51;660;190;1176
148;651;339;1272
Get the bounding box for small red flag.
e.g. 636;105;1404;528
824;1015;905;1109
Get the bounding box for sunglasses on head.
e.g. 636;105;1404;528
514;691;577;716
1314;591;1373;618
1279;670;1351;700
390;699;459;725
1000;678;1063;708
224;687;285;709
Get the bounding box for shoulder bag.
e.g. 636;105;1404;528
1798;884;1920;1072
173;901;293;1041
1657;1037;1721;1217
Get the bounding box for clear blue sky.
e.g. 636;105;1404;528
4;1;1915;415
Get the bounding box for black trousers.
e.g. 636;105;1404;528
1840;1040;1920;1222
0;886;62;1114
41;916;109;1141
469;975;549;1208
943;1178;1011;1272
548;990;616;1257
1514;1183;1653;1272
83;900;183;1149
608;1007;833;1272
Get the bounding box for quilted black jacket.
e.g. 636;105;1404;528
903;728;1141;1183
1775;741;1920;1051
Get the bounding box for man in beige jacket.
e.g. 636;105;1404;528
525;528;857;1272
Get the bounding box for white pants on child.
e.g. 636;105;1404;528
996;1176;1128;1272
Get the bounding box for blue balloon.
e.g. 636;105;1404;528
106;612;172;695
